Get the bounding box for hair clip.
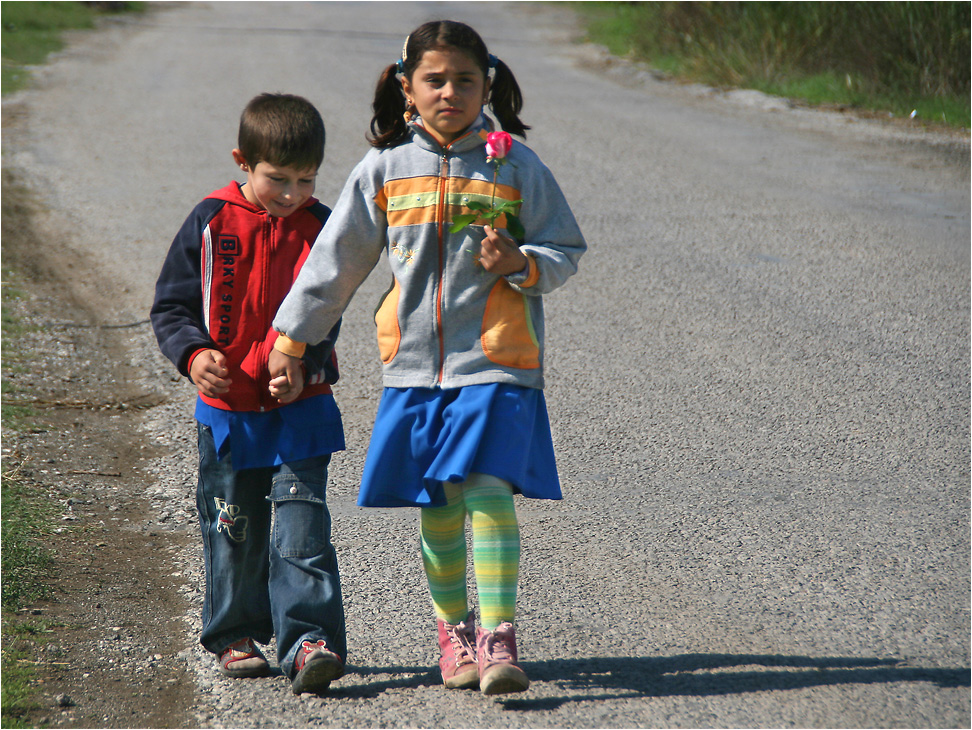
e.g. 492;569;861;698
488;54;498;69
395;35;410;74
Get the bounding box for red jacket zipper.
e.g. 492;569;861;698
258;214;276;411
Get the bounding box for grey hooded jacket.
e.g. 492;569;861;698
273;115;586;390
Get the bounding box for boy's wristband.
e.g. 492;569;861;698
273;333;307;358
186;348;210;375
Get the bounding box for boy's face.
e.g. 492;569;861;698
232;150;317;218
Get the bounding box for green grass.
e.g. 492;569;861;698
0;450;59;727
0;648;41;729
1;270;38;431
576;1;971;129
1;1;142;95
0;5;148;720
1;460;59;612
1;266;51;594
1;262;59;726
1;617;62;727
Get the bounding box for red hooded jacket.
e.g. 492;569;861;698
151;182;339;412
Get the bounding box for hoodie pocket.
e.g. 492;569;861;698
481;279;540;369
374;276;401;364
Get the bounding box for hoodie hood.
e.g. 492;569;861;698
206;180;319;214
406;113;496;154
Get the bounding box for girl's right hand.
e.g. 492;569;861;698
190;349;232;398
268;349;305;404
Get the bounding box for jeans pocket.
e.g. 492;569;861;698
268;476;328;559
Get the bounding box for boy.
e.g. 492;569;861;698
151;93;346;695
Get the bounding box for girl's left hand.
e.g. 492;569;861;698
480;225;527;276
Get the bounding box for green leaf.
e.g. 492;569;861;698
506;213;525;241
449;214;479;233
466;200;490;212
495;200;523;215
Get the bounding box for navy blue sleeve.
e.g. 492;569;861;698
303;319;341;384
150;199;225;375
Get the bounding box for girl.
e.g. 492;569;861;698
269;20;586;696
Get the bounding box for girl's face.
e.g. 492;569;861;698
402;47;489;146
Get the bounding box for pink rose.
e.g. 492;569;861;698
485;131;513;160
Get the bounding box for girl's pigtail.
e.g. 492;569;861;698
488;58;531;139
369;63;410;148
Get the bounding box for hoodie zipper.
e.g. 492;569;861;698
434;152;448;385
415;124;480;386
258;213;276;411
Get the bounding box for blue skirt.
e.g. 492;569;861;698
357;384;561;508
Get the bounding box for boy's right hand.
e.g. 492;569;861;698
190;349;232;397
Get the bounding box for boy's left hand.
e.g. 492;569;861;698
268;348;305;404
480;225;527;276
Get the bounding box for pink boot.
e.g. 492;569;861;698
437;612;479;689
476;622;529;695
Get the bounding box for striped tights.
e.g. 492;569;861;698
420;473;520;630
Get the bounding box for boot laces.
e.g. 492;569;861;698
482;622;515;663
447;619;476;665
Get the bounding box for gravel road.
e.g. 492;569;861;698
4;2;969;727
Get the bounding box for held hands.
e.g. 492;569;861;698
268;348;305;404
480;225;527;276
190;349;232;398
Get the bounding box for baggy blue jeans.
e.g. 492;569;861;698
196;424;346;677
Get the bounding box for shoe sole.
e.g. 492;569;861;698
291;655;345;695
444;666;480;689
480;664;529;695
218;661;271;679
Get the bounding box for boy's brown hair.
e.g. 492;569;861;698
238;93;325;171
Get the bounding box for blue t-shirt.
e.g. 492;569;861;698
195;393;345;470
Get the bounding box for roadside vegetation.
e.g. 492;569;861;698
2;5;143;725
576;1;971;129
2;1;142;95
0;257;60;728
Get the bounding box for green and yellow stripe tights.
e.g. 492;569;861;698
420;473;520;631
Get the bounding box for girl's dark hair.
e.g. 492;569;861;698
369;20;530;149
238;93;325;170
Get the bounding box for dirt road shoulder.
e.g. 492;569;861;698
2;168;195;729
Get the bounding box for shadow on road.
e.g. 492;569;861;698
496;654;971;710
308;654;969;704
326;664;440;698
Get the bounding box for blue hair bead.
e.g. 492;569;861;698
488;54;498;68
